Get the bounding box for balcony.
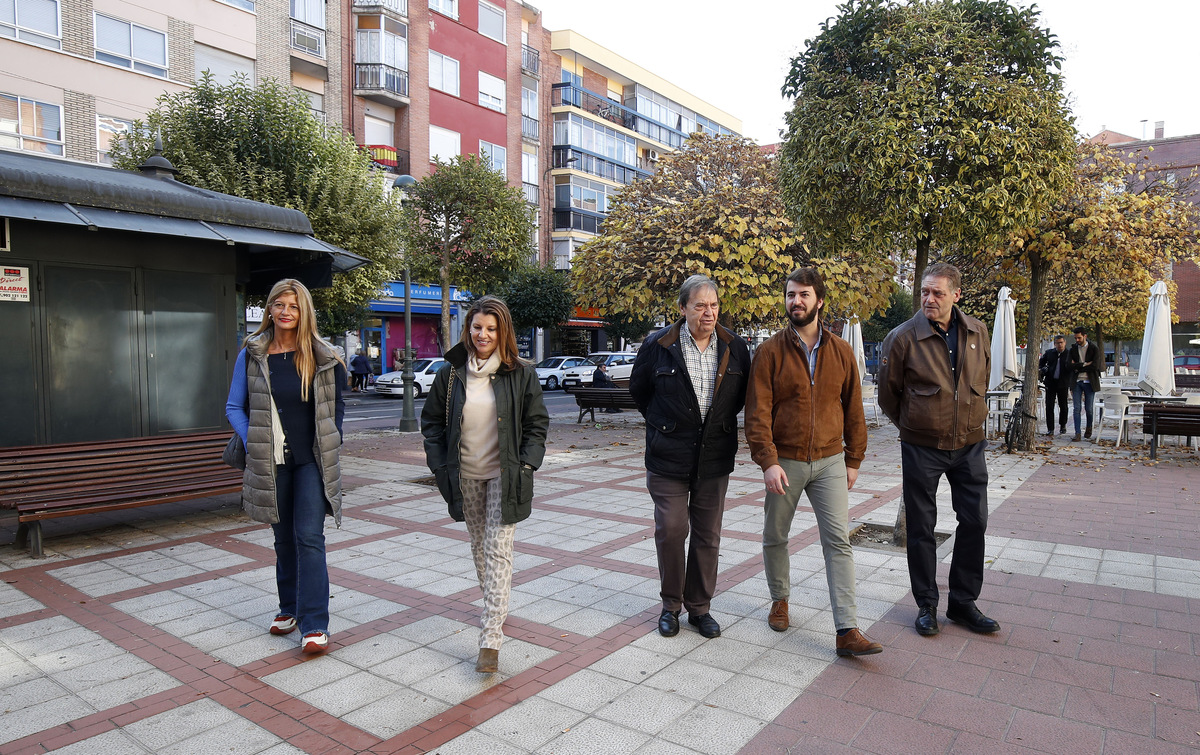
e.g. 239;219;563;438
553;254;571;271
521;115;539;142
552;145;649;185
355;63;409;106
353;0;407;17
523;182;539;204
291;19;325;58
554;208;604;235
361;144;411;175
552;82;688;149
521;44;539;76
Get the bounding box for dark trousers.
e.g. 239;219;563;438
272;461;330;635
1044;378;1069;432
646;471;729;615
353;372;369;391
901;441;988;609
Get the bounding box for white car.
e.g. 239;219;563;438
534;356;589;391
374;358;447;398
561;352;638;390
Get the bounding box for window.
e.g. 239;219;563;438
94;13;167;77
216;0;255;10
195;44;254;85
0;0;61;49
428;0;456;19
429;125;459;161
364;114;393;146
479;140;505;174
290;0;324;28
0;93;63;156
555;176;610;214
96;115;134;164
356;15;407;69
478;71;504;112
521;151;537;184
429;51;459;96
478;1;503;43
521;86;536;118
298;89;324;121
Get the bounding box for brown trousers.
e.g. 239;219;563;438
647;472;729;615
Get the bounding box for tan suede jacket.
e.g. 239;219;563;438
877;308;991;450
745;325;868;471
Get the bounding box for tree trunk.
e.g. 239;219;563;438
1093;323;1106;378
440;241;452;352
910;234;930;314
1016;258;1049;451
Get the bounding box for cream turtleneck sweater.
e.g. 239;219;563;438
458;352;501;479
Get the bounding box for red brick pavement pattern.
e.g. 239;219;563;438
741;447;1200;754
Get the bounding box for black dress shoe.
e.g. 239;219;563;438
658;609;680;637
915;606;939;636
688;612;721;638
946;602;1000;634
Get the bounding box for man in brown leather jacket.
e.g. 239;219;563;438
745;267;881;657
878;262;1000;638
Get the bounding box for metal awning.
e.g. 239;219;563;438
0;195;368;273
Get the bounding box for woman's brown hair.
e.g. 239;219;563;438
460;295;523;369
248;279;343;401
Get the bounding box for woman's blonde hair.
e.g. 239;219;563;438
460;295;523;369
249;278;340;401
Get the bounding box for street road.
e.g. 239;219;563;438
342;387;585;431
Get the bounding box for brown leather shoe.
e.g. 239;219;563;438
768;600;789;632
475;648;499;673
835;628;883;657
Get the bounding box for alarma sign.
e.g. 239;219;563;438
0;267;30;302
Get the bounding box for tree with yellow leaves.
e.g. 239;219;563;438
570;133;893;329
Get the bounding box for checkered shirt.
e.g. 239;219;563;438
680;321;718;421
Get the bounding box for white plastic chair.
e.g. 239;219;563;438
860;383;881;422
988;391;1019;435
1095;392;1136;447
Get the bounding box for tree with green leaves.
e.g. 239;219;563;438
861;287;911;343
111;74;403;318
492;262;575;333
954;142;1199;450
572;133;893;329
397;154;535;347
602;311;657;348
778;0;1077;310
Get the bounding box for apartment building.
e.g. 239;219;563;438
544;30;741;353
345;0;551;364
0;0;343;166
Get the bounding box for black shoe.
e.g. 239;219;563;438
688;612;721;638
658;609;680;637
915;606;939;636
1084;427;1092;439
946;602;1000;634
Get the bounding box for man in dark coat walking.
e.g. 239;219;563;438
1038;334;1071;436
629;274;750;640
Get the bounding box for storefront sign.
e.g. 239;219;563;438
517;329;533;359
0;266;30;302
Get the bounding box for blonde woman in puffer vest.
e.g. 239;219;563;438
225;279;346;655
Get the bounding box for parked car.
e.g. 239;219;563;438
1174;355;1200;372
374;358;447;398
561;352;638;390
534;355;588;390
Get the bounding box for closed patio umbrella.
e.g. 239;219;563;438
1137;281;1176;396
844;318;867;382
989;286;1019;390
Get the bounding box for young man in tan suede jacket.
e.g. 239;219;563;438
745;267;881;657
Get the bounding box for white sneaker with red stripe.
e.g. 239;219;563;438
302;631;328;653
269;615;297;635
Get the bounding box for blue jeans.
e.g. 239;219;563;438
1072;381;1096;434
272;461;330;635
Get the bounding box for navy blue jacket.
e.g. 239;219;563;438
629;320;750;480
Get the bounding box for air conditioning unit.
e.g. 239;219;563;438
647;149;659;162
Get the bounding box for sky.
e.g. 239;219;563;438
529;0;1200;145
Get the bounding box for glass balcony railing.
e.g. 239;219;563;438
353;0;407;15
355;63;409;99
290;19;325;58
552;82;688;149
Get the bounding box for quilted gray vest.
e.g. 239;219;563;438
240;333;343;526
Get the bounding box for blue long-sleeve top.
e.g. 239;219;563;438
225;349;346;461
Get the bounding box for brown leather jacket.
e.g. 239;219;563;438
745;325;867;471
878;308;991;450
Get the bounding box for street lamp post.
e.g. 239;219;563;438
393;174;419;432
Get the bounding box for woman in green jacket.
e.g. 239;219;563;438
420;296;549;673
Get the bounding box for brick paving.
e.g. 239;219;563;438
0;410;1197;754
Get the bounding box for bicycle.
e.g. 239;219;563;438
1002;378;1038;453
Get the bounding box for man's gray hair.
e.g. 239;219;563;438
677;274;718;308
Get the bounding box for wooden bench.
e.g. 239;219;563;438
0;431;243;558
1141;404;1200;459
1175;373;1200;390
571;387;639;423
